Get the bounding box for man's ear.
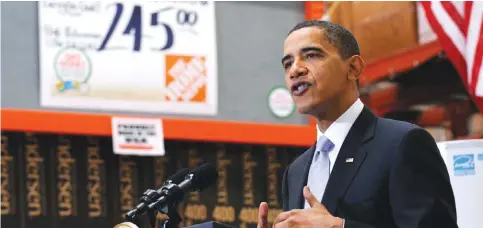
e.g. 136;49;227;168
347;55;365;82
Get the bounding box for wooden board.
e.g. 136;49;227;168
327;1;419;61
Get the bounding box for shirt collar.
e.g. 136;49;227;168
316;98;364;149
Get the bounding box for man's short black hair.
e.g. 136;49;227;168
288;20;360;60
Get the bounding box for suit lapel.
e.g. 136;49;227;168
291;144;316;209
321;106;377;214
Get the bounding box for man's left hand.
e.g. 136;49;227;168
273;186;344;228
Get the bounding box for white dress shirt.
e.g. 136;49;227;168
305;98;364;203
315;98;364;174
306;98;364;227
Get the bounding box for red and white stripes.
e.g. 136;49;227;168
421;1;483;112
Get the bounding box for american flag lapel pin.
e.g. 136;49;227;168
345;158;354;163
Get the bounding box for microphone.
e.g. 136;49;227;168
147;162;218;211
125;168;191;219
162;168;192;186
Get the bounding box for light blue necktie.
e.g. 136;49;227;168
304;135;335;209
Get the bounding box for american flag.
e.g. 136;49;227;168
421;1;483;112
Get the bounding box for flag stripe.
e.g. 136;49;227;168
441;1;466;35
476;62;483;97
431;1;467;58
421;1;483;113
475;64;483;96
464;1;474;36
467;2;483;86
469;20;483;95
421;2;468;84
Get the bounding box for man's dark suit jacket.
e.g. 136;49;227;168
282;106;458;228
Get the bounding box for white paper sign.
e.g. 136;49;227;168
38;1;218;115
111;117;165;156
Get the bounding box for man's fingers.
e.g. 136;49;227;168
273;211;290;225
257;202;268;228
273;209;303;225
303;186;329;212
303;186;320;208
273;211;304;228
273;218;291;228
304;186;329;213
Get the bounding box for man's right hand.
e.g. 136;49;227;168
257;202;269;228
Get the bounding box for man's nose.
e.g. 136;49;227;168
289;62;308;79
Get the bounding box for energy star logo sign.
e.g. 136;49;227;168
453;154;476;176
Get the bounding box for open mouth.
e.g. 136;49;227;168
291;81;312;96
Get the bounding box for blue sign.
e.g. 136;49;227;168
453;154;476;176
478;153;483;161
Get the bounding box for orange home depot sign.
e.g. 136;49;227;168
165;55;207;103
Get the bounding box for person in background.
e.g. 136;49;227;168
257;20;458;228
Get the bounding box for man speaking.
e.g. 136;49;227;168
257;20;458;228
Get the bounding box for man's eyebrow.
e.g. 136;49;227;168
281;46;326;64
300;46;324;54
281;54;292;64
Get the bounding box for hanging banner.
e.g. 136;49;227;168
38;1;218;115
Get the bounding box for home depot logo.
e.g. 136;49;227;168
165;55;207;102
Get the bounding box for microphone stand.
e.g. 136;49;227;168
122;184;184;228
148;183;185;228
162;205;182;228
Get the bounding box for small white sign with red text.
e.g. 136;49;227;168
111;117;165;156
268;86;295;119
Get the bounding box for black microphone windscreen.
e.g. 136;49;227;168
188;163;218;191
165;168;191;185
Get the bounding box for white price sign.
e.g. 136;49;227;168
39;1;218;115
111;117;165;156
